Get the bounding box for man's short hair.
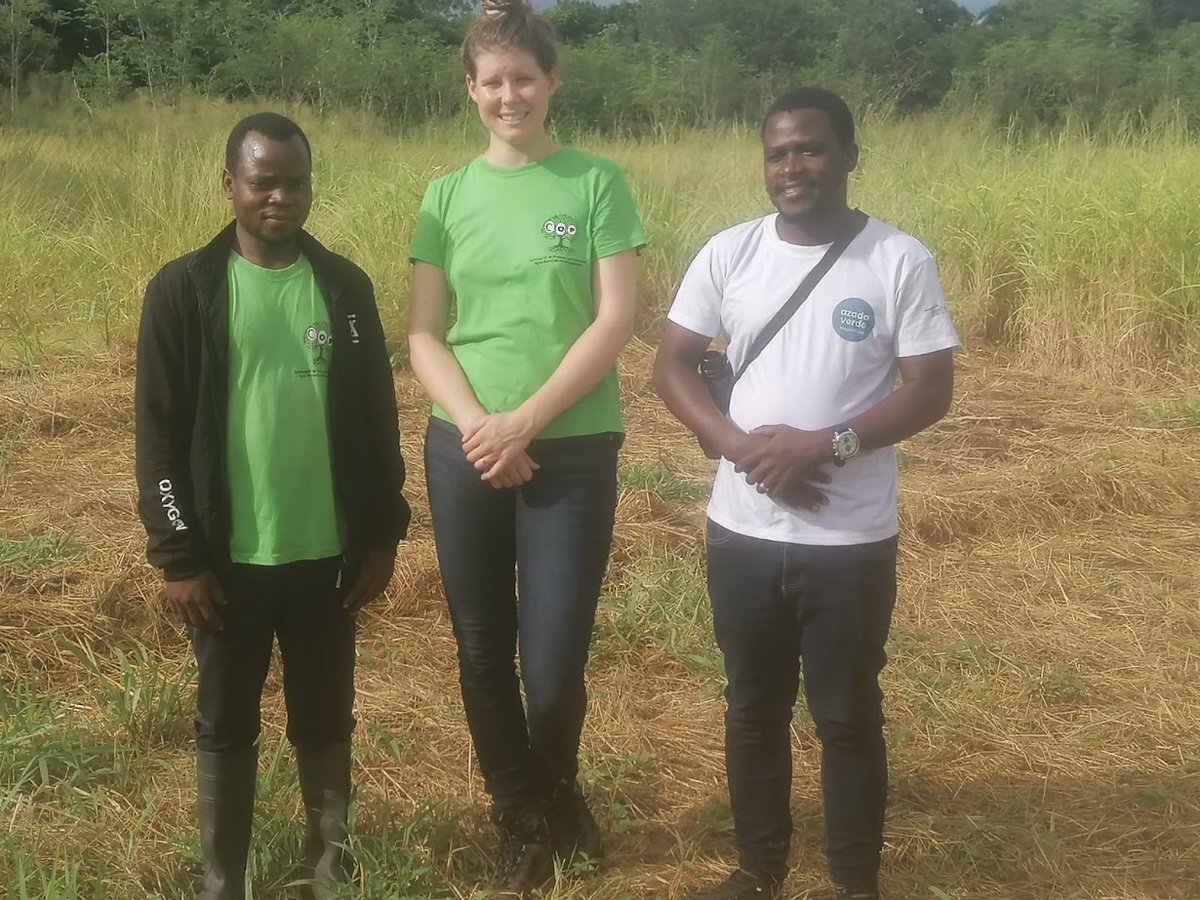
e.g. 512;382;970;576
762;88;856;148
225;112;312;174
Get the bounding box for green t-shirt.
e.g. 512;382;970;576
409;147;647;439
225;252;344;565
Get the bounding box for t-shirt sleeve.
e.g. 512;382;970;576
591;167;647;259
409;180;447;267
666;238;724;339
894;253;960;358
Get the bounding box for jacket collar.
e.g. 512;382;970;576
187;221;335;295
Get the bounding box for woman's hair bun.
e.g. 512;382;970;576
482;0;532;16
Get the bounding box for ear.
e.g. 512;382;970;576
547;66;561;96
221;168;234;199
465;72;479;104
844;142;859;173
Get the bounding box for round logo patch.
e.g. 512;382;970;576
832;298;876;342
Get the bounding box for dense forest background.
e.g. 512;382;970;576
3;0;1200;131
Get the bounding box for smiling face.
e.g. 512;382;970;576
222;131;312;263
762;107;858;240
466;47;559;151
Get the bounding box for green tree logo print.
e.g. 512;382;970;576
304;322;333;363
543;215;579;253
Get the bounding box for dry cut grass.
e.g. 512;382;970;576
2;101;1198;898
2;335;1198;899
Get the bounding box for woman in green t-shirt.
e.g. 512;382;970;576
407;0;646;892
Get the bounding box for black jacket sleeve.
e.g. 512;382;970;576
356;272;412;551
134;266;209;580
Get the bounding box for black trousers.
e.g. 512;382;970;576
424;419;620;813
190;556;356;754
705;519;897;887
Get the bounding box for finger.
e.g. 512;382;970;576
782;487;826;512
466;443;492;464
745;460;773;485
182;599;205;628
358;576;389;611
809;469;832;484
341;578;365;610
461;419;485;444
736;446;767;474
170;598;192;627
197;596;224;630
209;580;228;607
346;588;373;614
483;457;511;482
750;424;779;436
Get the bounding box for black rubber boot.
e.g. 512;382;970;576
195;746;258;900
296;741;353;899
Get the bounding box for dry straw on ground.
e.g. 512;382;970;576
2;334;1198;899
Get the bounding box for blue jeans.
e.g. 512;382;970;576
705;519;897;888
424;418;620;813
191;556;356;753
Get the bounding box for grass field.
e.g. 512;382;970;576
1;100;1198;899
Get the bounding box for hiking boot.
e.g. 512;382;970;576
832;883;879;900
296;741;353;899
196;746;258;900
547;779;603;863
683;868;783;899
492;807;554;894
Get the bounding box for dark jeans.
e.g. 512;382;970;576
191;556;356;753
705;519;897;887
424;418;620;813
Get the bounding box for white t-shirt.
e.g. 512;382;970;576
667;213;960;546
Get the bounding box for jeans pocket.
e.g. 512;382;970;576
705;518;736;547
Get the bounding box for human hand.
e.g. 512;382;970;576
163;571;227;630
735;424;832;511
718;429;769;468
482;449;540;489
342;548;396;614
463;411;540;482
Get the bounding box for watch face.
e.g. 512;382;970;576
835;429;860;459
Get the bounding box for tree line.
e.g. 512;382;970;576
4;0;1200;130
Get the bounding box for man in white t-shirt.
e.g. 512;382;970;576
653;87;958;900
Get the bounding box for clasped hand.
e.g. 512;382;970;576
729;424;831;512
463;411;541;488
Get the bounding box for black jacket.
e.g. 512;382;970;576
134;222;410;580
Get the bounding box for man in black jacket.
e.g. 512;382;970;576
135;112;410;899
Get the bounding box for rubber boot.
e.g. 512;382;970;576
296;741;353;899
196;746;258;900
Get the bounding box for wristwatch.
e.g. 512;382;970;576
831;424;860;467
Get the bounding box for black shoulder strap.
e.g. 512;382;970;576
732;208;869;385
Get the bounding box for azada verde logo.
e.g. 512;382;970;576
832;298;876;342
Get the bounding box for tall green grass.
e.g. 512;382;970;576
2;100;1198;376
